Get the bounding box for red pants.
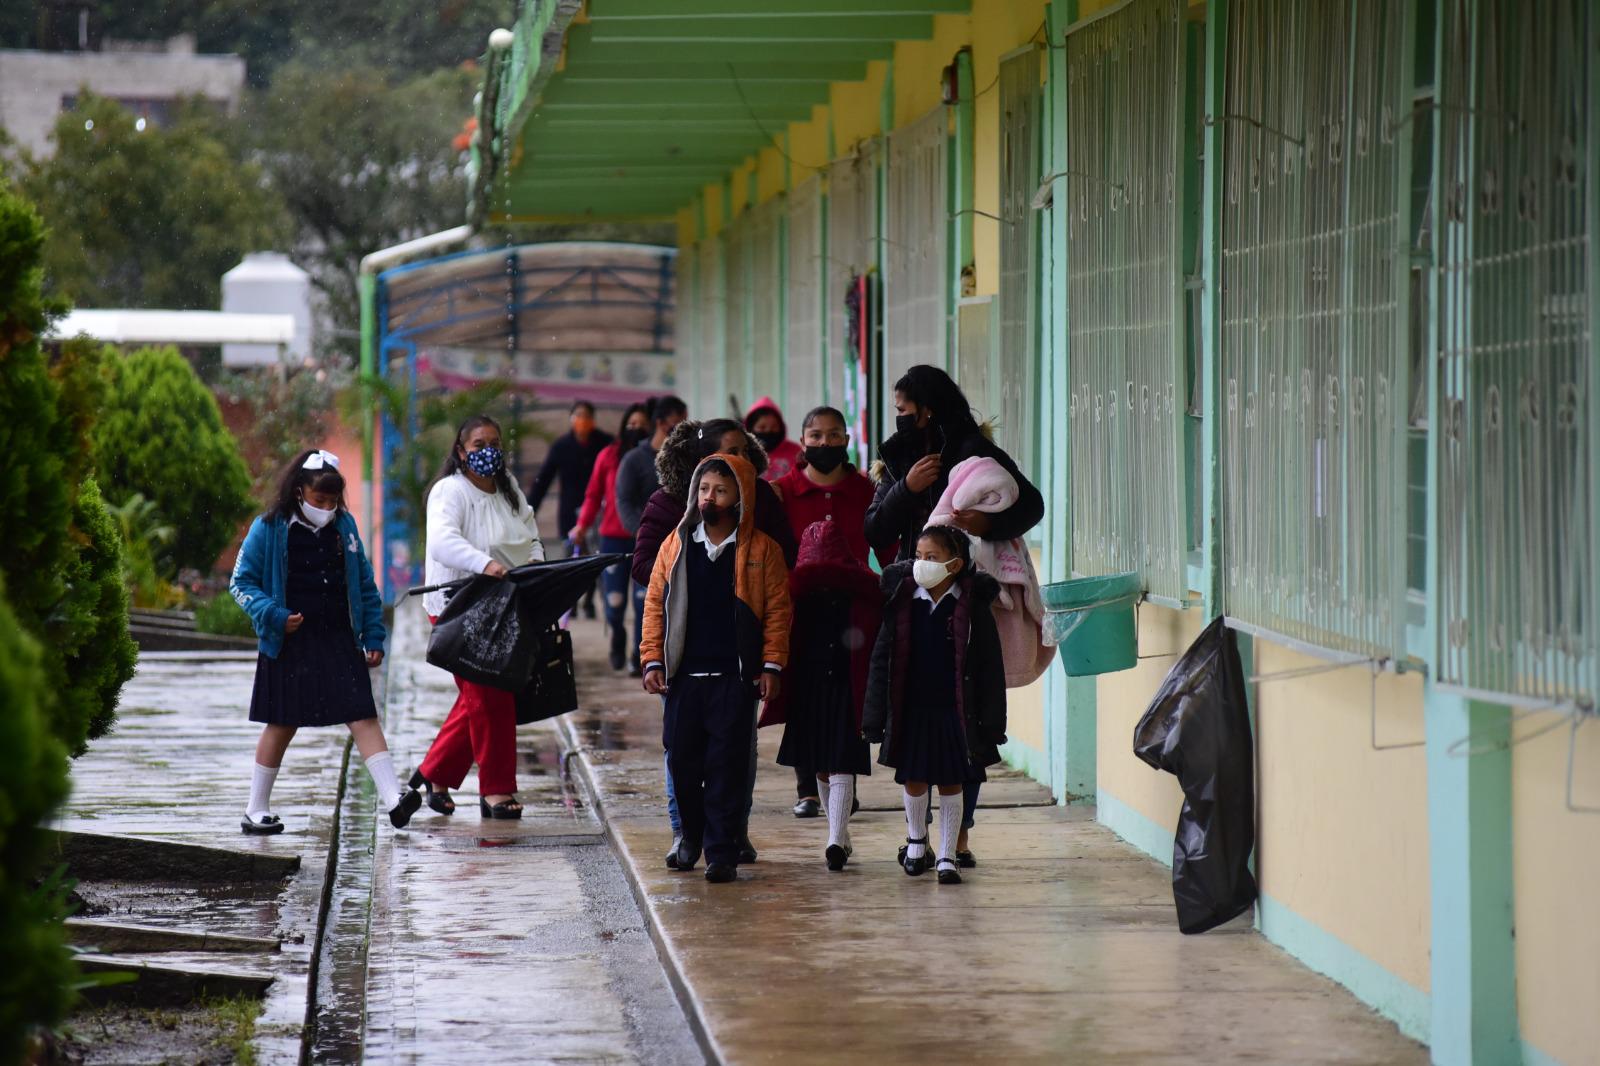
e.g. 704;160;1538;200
419;674;517;796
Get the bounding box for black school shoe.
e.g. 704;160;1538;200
793;797;821;818
737;836;758;864
936;858;963;885
388;789;423;829
241;812;285;835
825;844;852;871
705;863;737;884
672;838;702;871
956;850;977;868
898;837;932;876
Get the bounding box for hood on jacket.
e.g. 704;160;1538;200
677;452;759;541
790;520;879;602
657;419;769;500
744;395;788;438
879;557;1000;606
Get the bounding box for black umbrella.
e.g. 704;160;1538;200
411;554;628;690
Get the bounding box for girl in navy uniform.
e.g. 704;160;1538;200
230;449;420;834
863;526;1007;884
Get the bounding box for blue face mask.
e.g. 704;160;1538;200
465;445;504;478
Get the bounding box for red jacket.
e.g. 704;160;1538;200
774;463;888;569
574;441;630;540
745;395;804;481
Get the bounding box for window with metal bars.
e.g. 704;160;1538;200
786;176;825;417
746;197;784;409
1435;0;1595;707
721;214;749;416
885;106;951;394
998;44;1044;482
1065;0;1195;606
690;237;724;419
1218;0;1413;658
827;143;880;466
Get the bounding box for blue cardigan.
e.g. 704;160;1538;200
229;511;387;659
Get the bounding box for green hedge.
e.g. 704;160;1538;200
193;591;257;639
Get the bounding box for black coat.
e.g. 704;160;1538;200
862;562;1008;769
865;424;1044;563
528;429;614;537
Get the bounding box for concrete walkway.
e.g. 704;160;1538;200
57;650;350;1063
552;614;1429;1065
362;603;700;1065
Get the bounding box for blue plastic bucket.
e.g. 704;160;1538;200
1040;572;1141;676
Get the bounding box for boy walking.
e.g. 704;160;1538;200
641;453;791;883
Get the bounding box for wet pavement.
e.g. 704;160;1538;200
360;603;703;1065
58;650;353;1063
553;615;1430;1065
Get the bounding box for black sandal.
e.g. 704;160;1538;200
480;796;524;820
936;857;963;885
898;836;931;876
241;812;284;836
408;769;455;815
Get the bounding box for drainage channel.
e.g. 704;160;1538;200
301;716;703;1065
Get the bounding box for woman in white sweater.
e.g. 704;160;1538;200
411;415;545;819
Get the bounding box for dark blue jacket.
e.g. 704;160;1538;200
229;511;386;659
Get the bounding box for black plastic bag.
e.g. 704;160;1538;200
426;575;536;690
1132;615;1257;934
516;627;577;725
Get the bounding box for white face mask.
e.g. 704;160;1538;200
300;500;337;529
913;558;956;589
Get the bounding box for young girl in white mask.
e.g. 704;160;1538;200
862;526;1008;884
230;449;420;835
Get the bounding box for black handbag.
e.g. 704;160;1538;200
515;627;578;725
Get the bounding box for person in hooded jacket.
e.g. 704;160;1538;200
745;396;804;481
865;364;1043;865
640;453;792;884
630;417;797;864
863;525;1007;885
764;520;881;870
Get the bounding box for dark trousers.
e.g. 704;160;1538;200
666;674;755;866
796;765;819;799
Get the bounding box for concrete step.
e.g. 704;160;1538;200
77;954;275;1007
46;829;301;884
66;918;280;955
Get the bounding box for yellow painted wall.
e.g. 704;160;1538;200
891;13;973;129
1254;642;1431;996
830;59;889;152
969;0;1049;296
1513;714;1600;1066
1095;605;1198;833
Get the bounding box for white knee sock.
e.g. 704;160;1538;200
903;789;930;859
826;774;854;849
937;791;962;863
364;751;403;812
816;774;831;807
248;763;279;818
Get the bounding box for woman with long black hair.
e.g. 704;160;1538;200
411;415;546;819
865;365;1044;865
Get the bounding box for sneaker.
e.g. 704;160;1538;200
666;835;683;870
793;797;821;818
705;863;737;884
672;837;702;872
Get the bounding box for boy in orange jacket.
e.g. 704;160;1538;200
641;453;791;883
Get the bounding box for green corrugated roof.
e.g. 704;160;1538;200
471;0;970;223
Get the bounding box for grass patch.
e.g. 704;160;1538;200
205;994;259;1066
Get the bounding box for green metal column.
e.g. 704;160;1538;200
358;271;378;551
1422;2;1519;1057
951;47;975;375
1199;0;1227;621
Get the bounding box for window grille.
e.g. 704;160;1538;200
721;213;750;413
1219;0;1412;657
747;197;784;407
786;176;825;417
1436;0;1595;706
998;44;1044;478
675;249;698;411
827;143;880;465
1065;0;1191;604
886;106;950;386
693;237;723;418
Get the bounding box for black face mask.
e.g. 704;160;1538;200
698;502;726;525
619;427;644;451
754;430;785;452
894;413;920;437
804;444;849;474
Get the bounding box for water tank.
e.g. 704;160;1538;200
221;252;312;367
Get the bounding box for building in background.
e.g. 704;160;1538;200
222;252;315;369
0;34;244;156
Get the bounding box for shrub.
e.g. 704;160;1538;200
193;592;256;639
54;479;138;751
0;584;75;1063
105;492;176;609
92;345;254;576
